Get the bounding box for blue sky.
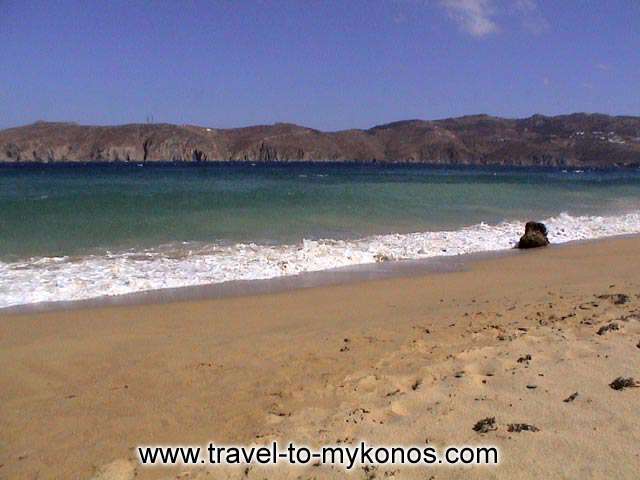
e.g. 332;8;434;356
0;0;638;130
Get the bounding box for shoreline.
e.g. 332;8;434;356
0;246;493;315
3;233;639;316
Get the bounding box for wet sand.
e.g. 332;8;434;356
1;236;639;479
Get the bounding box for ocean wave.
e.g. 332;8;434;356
1;211;640;308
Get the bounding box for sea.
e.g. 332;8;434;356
2;163;640;309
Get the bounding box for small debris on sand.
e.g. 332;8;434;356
563;392;579;403
507;423;540;433
596;323;620;335
473;417;497;434
517;354;532;363
609;377;639;391
526;384;538;389
597;293;630;305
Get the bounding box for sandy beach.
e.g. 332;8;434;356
4;2;639;478
1;236;640;479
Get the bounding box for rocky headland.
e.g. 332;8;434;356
1;113;640;167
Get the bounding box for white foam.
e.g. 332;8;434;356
2;211;640;309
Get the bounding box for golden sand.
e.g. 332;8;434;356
1;237;639;479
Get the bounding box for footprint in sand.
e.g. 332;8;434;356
352;374;379;393
88;459;136;480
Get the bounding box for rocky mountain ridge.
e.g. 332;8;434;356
1;113;640;167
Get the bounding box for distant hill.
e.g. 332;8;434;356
1;113;640;167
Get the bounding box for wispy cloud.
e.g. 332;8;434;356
439;0;550;38
440;0;498;37
596;63;611;71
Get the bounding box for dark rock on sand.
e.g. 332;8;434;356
609;377;639;391
517;222;550;249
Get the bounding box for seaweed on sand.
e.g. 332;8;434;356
507;423;540;433
596;323;619;335
473;417;497;434
597;293;630;305
609;377;639;391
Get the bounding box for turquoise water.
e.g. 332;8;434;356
2;163;640;308
2;164;640;259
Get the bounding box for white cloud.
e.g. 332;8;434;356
438;0;550;37
543;77;550;86
596;63;611;71
440;0;499;37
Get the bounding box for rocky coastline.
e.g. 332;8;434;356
1;113;640;167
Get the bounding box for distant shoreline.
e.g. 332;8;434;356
0;161;639;171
